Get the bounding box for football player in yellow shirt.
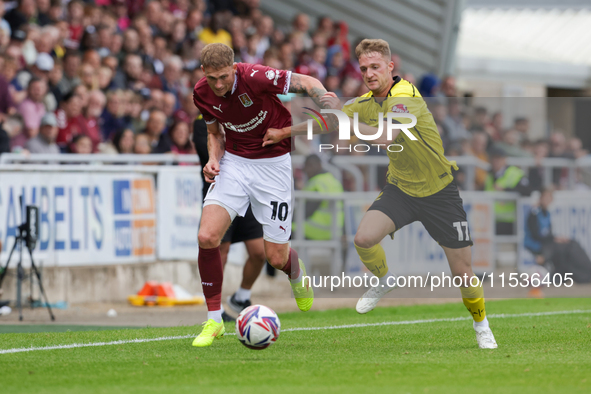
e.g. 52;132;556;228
320;39;497;349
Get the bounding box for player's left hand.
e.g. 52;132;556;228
263;128;288;147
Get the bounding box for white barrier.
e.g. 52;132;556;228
0;171;156;266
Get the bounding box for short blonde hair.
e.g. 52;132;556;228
355;38;391;60
200;43;234;69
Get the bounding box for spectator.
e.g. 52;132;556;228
418;73;439;97
100;89;127;141
525;187;591;284
470;132;489;190
484;147;531;235
514;117;529;142
157;55;183;96
169;120;194;155
56;90;87;151
97;66;113;91
83;89;105;152
302;154;344;240
291;13;312;51
111;53;144;91
255;15;273;59
0;70;16;116
528;140;550;193
57;50;81;95
113;128;135;154
15;51;54;91
441;75;457;97
3;115;24;150
162;91;177;122
5;0;44;34
24;112;59;154
133;132;151;154
199;12;232;47
47;58;63;104
489;112;504;141
549;132;571;188
443;98;470;143
79;62;98;90
143;109;170;153
16;77;47;140
495;129;532;158
70;133;92;154
64;1;85;49
327;21;350;62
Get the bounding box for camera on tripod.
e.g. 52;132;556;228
0;197;55;321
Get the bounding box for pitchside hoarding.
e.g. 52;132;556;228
0;172;156;266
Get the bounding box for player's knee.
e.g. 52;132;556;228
197;231;221;249
267;255;286;270
354;233;377;249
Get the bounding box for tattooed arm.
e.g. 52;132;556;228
288;73;328;108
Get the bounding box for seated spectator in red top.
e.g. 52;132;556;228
169;121;195;155
16;77;47;140
56;91;88;151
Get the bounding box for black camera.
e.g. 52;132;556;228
25;206;39;251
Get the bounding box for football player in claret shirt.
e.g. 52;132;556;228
191;43;330;347
320;39;497;349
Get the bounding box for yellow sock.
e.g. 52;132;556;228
460;283;486;323
355;243;388;278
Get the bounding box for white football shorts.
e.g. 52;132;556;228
203;151;293;243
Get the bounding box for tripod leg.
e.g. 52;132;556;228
27;248;55;321
0;239;19;288
17;262;23;322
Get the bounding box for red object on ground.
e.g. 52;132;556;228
137;281;158;296
155;282;176;298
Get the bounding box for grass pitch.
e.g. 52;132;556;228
1;298;590;394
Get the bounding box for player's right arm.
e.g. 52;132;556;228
203;120;225;183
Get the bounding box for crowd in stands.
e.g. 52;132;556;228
0;0;588;191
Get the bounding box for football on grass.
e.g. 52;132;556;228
235;305;281;350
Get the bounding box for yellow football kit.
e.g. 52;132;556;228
342;76;458;198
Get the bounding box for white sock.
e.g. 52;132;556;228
208;309;222;323
378;271;395;287
235;287;251;302
473;316;489;330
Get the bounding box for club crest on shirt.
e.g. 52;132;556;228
265;70;275;80
239;93;253;107
391;103;409;113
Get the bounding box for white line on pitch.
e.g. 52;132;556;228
1;309;589;355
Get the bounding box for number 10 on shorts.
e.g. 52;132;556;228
453;221;470;241
270;201;289;221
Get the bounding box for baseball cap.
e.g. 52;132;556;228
40;113;58;127
35;53;55;72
